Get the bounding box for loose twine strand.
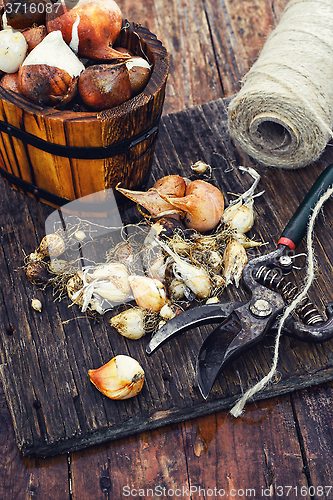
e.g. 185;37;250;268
228;0;333;168
230;183;333;418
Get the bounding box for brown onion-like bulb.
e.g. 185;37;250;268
89;355;145;400
46;0;127;60
126;57;152;96
78;63;132;111
18;31;85;106
4;0;47;29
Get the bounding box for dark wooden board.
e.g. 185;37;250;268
1;97;333;457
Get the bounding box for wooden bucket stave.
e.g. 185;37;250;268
0;22;170;207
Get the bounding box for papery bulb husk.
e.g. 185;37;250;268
129;275;167;312
48;258;70;274
93;281;130;303
116;175;186;217
145;217;187;244
112;242;135;267
222;240;248;287
38;233;66;258
110;307;146;339
222;199;254;234
89;355;144;400
162;179;224;232
22;24;47;52
206;296;220;304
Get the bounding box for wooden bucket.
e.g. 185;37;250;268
0;22;170;208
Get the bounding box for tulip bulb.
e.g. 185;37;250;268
126;56;152;96
79;263;131;312
116;175;186;217
0;23;27;73
222;198;255;234
160;302;182;320
78;63;132;111
162;179;225;232
31;298;42;312
129;275;167;312
190;160;211;175
20;31;85;77
157;238;211;299
222;240;248;287
26;260;50;284
233;232;262;249
110;307;146;339
18;31;85;106
169;279;186;300
89;355;144;400
67;272;85;307
38;233;66;259
46;0;128;60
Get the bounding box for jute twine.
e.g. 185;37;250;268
230;183;333;417
228;0;333;169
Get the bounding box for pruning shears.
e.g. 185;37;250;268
146;163;333;398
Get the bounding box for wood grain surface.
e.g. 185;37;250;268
2;0;333;498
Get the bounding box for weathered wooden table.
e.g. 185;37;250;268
2;0;333;498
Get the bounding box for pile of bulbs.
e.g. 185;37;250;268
0;0;151;110
24;165;263;400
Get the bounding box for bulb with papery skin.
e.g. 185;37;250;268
0;26;27;73
126;57;152;96
162;179;225;232
46;0;129;60
18;31;85;106
78;63;132;111
89;355;145;400
129;275;168;312
116;175;186;217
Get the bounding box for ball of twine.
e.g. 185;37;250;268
228;0;333;169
